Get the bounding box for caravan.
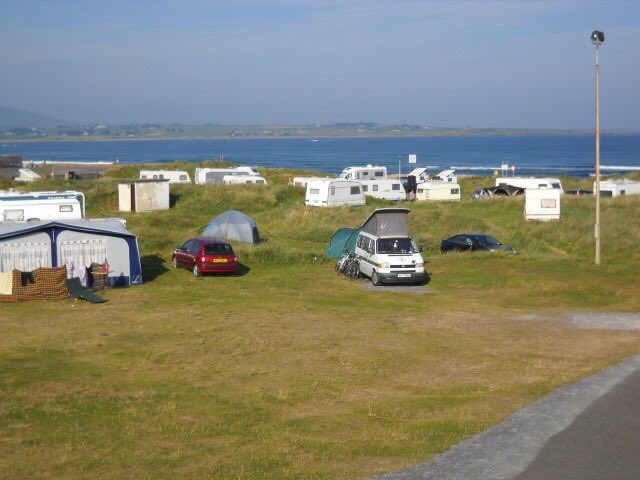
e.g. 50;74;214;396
140;170;192;184
0;190;85;222
223;175;268;185
305;179;365;207
195;167;260;185
359;179;405;201
497;177;564;194
339;165;387;181
355;208;427;285
525;188;561;221
415;182;461;201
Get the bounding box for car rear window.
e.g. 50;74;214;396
205;243;233;255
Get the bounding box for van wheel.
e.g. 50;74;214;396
371;271;381;286
193;264;202;277
172;256;178;269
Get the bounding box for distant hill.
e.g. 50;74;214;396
0;106;65;129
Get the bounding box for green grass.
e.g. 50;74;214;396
1;164;639;479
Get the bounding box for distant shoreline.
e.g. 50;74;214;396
3;130;631;144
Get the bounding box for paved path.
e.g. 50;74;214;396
379;355;640;480
514;367;640;480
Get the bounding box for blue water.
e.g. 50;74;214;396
2;134;639;177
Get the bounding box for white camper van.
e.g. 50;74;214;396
305;179;365;207
292;176;330;188
597;179;640;197
525;188;561;221
0;190;85;222
223;175;268;185
355;208;427;285
415;182;461;201
195;166;260;185
140;170;191;184
359;179;405;201
339;165;387;181
497;177;564;194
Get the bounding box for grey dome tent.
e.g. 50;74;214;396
202;210;260;244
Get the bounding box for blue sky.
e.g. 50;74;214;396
1;0;639;128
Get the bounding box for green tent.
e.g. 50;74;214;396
325;228;362;259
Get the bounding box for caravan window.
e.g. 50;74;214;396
392;184;401;191
375;171;384;177
3;209;24;221
180;175;188;181
540;199;557;208
350;186;361;195
59;205;74;212
538;184;547;188
451;188;460;194
372;185;378;192
330;186;336;196
309;188;320;195
551;183;561;189
362;185;368;192
362;172;369;176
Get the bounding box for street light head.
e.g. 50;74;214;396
591;30;605;46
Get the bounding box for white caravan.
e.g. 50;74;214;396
339;165;387;181
408;168;457;184
497;177;564;194
525;188;561;221
0;190;85;222
140;170;191;184
223;175;268;185
305;179;365;207
355;208;427;285
415;182;461;201
359;179;405;201
195;166;260;184
597;179;640;197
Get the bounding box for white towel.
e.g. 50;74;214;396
0;271;13;295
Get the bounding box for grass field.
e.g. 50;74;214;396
1;165;639;479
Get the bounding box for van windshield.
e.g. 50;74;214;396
376;238;417;254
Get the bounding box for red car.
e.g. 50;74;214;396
172;238;238;277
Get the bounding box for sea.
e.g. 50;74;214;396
2;134;640;177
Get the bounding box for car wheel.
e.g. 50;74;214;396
371;270;381;286
172;256;178;269
193;264;202;277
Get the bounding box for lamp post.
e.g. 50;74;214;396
591;30;604;265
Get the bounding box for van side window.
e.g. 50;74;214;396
357;236;364;249
368;238;375;253
362;185;368;192
350;186;360;195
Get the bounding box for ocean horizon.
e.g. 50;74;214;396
3;134;640;177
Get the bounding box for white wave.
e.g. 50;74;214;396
601;165;640;171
